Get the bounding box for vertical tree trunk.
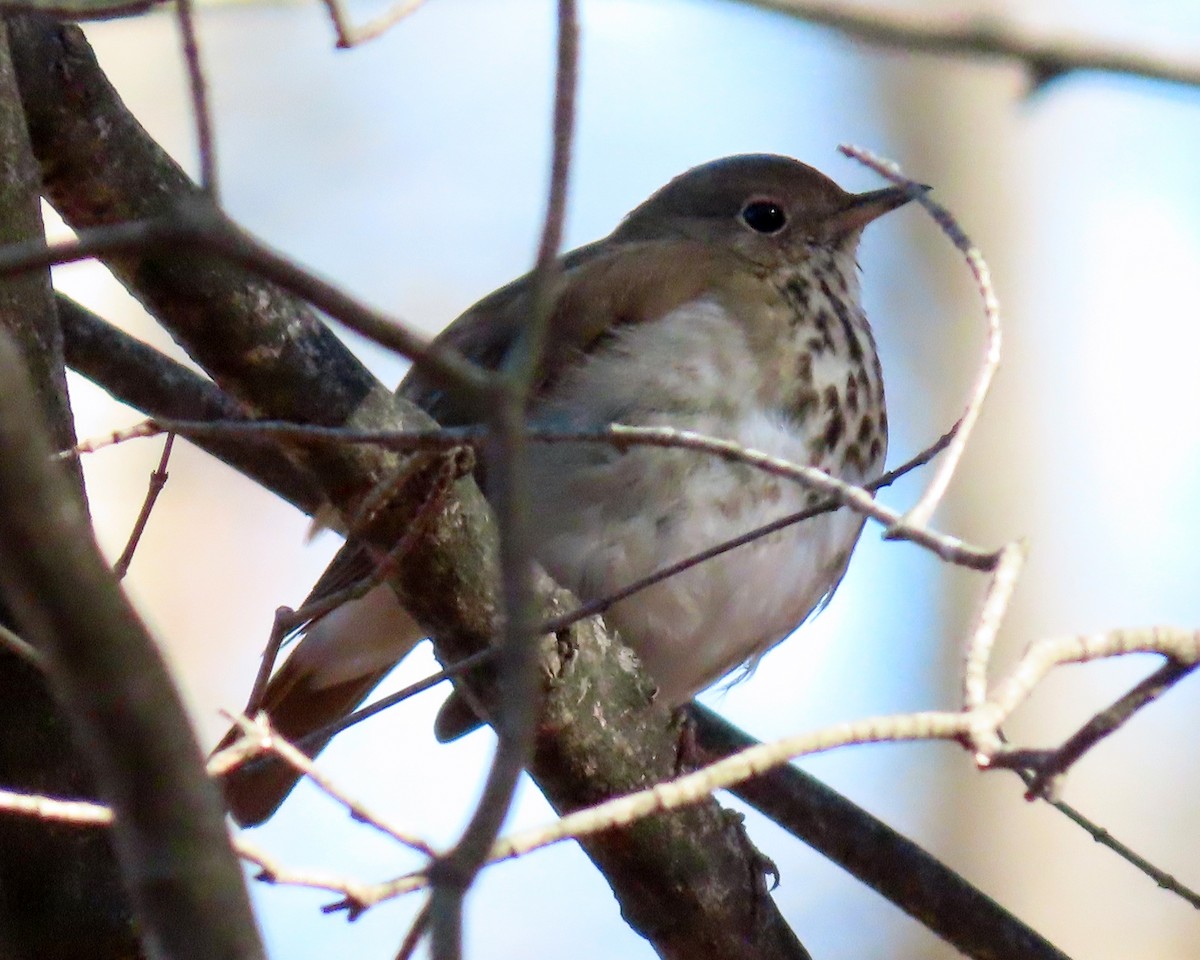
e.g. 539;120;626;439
0;17;141;959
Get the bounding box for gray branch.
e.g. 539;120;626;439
738;0;1200;90
0;328;264;960
58;293;324;515
0;18;141;957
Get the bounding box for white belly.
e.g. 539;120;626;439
526;299;880;704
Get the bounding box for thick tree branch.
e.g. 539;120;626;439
6;14;403;507
0;22;71;458
690;706;1073;960
0;0;160;18
0;328;264;960
58;293;324;514
0;20;141;958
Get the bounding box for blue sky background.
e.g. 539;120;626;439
52;1;1200;957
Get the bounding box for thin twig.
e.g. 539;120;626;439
1015;657;1200;799
394;902;431;960
297;649;494;751
491;714;968;864
0;787;398;912
334;710;971;911
691;705;1074;960
245;452;461;714
180;214;493;402
61;417;159;456
506;0;577;390
537;423;958;637
244;606;300;717
0;208;492;404
344;622;1200;911
961;541;1026;713
235;836;379;908
91;416;999;570
428;5;578;958
0;211;210;274
320;0;430;48
9;614;1198;919
222;714;434;855
840;144;1001;534
592;424;997;569
58;293;324;514
112;432;175;580
736;0;1200;91
0;621;47;670
175;0;218;199
1031;788;1200;911
973;628;1200;763
0;786;113;825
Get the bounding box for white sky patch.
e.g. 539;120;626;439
1074;197;1200;540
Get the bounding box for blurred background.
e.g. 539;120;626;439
51;0;1200;957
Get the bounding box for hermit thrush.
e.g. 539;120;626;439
220;154;916;825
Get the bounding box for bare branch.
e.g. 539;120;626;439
0;785;113;825
428;5;581;956
1018;658;1200;800
221;714;433;855
319;0;429;48
58;294;324;514
0;206;492;401
1033;788;1200;911
99;415;998;570
235;836;379;907
840;144;1001;533
394;903;431;960
335;711;972;912
972;628;1200;763
0;620;45;669
737;0;1200;91
962;541;1027;711
112;432;174;580
495;714;967;865
7;612;1194;937
297;649;495;750
377;624;1199;909
174;0;217;198
0;330;264;960
690;707;1074;960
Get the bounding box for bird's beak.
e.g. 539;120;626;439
825;183;930;238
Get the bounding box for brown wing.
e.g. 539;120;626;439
399;237;740;424
216;657;392;826
293;243;626;619
397;239;608;424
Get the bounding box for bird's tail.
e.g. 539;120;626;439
214;585;424;827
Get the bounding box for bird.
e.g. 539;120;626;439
217;153;919;826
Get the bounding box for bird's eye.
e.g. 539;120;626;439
740;200;788;234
